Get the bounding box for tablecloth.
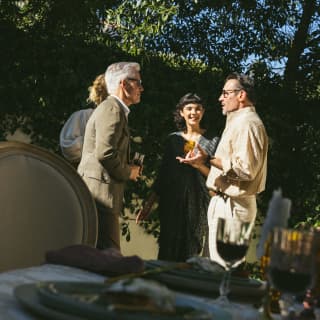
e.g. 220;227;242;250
0;264;104;320
0;263;300;320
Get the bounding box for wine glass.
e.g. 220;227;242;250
132;152;145;166
259;232;280;320
215;216;251;305
267;227;317;319
132;152;145;175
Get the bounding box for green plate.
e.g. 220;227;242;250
15;281;232;320
144;260;266;301
14;284;85;320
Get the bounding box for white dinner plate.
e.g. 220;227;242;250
14;281;232;320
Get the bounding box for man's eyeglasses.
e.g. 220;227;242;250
221;89;242;98
127;78;143;86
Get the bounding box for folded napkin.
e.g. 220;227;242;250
45;245;144;276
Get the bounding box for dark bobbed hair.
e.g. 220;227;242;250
173;93;204;131
226;72;256;105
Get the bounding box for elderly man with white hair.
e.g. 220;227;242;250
78;62;144;251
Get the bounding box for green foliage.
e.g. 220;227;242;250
105;0;178;56
0;0;127;151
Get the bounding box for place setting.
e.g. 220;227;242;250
14;277;232;320
13;190;320;320
12;244;233;320
143;217;266;303
12;216;262;320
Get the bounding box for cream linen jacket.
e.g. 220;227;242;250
206;106;268;198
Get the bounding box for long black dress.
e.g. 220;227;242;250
153;132;219;262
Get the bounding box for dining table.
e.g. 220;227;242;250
0;260;287;320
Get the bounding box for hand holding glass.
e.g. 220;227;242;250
132;152;145;174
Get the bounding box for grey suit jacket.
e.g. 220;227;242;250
78;96;131;214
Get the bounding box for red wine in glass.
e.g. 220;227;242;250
216;241;249;264
267;228;317;318
269;267;312;295
215;217;251;306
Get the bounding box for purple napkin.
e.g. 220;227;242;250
45;244;144;276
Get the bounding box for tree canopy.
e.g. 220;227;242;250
1;0;319;236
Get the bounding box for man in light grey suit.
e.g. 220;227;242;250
78;62;143;250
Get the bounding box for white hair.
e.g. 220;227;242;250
105;62;141;94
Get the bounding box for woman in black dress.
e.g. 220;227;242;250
136;93;219;262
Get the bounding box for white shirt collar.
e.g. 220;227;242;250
110;94;130;118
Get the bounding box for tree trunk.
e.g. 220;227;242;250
284;0;317;89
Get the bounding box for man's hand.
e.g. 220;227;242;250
129;165;141;181
176;144;208;168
